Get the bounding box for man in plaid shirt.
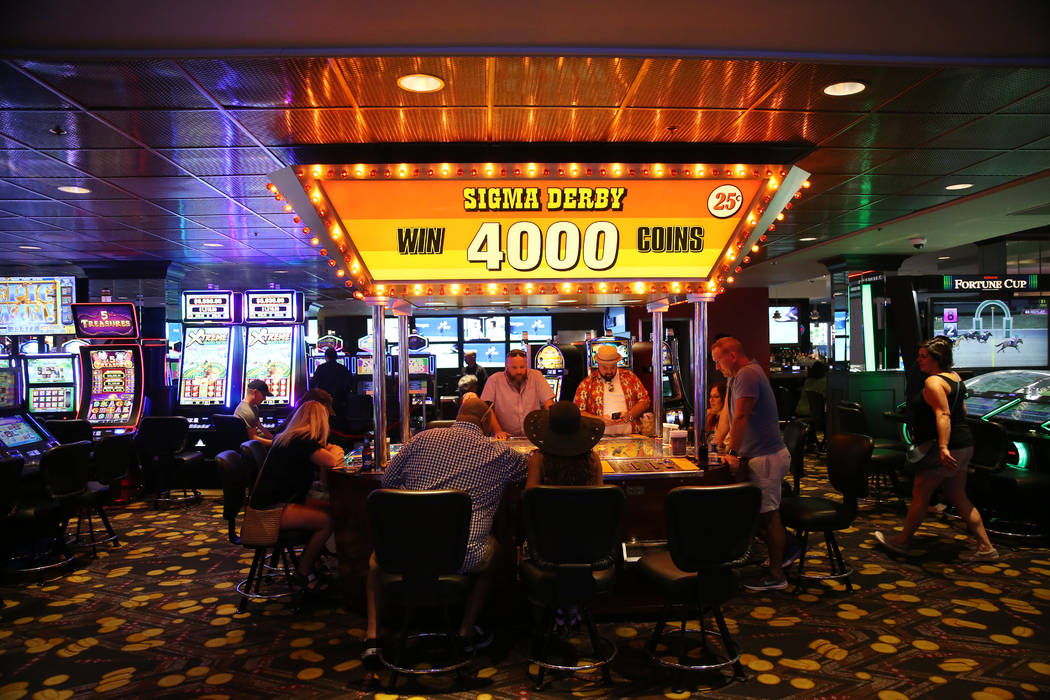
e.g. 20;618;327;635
362;395;527;664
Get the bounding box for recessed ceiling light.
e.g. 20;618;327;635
18;245;41;250
799;237;818;242
397;73;445;93
556;299;579;304
423;301;446;306
945;183;973;191
203;242;223;247
620;298;641;303
57;185;90;194
273;269;288;274
489;300;510;305
823;81;866;96
937;256;951;260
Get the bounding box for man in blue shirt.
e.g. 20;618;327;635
361;394;527;665
712;336;795;591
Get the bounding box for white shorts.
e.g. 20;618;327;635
747;447;792;513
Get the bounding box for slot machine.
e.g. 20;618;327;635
534;341;567;401
177;291;243;431
242;290;306;432
308;333;351;376
404;352;436;430
71;302;145;435
0;390;60;467
659;338;691;428
585;336;632;371
21;352;79;419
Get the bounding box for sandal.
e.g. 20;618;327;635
291;571;330;594
873;530;908;556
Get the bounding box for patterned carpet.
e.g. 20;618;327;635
2;459;1050;700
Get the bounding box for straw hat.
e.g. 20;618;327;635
595;345;620;363
524;401;605;456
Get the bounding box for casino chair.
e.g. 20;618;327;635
966;418;1050;539
239;439;270;488
218;449;249;544
804;390;828;453
520;486;624;690
135;416;204;508
209;414;251;456
774;385;796;423
781;420;809;496
367;488;475;689
43;419;93;445
835;402;906;505
68;433;137;555
638;483;761;683
780;433;872;594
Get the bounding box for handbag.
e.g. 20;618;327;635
240;505;285;547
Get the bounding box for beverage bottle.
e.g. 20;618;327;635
361;438;373;471
707;433;721;468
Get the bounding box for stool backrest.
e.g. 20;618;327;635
92;433;137;483
966;418;1008;473
836;402;868;435
216;449;248;529
135;416;190;458
39;441;93;500
0;456;24;517
782;420;808;488
806;391;826;430
239;439;270;489
522;485;624;568
44;419;93;444
368;489;471;576
826;432;872;506
211;414;251;452
665;483;761;572
774;385;795;421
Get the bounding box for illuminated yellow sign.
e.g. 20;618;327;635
319;177;764;283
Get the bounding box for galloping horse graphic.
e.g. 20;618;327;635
995;337;1024;353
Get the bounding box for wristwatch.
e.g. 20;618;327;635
727;449;740;457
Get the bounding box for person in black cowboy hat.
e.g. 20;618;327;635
524;401;606;488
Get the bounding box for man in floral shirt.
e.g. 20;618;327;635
574;344;650;435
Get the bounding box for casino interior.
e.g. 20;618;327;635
1;2;1049;698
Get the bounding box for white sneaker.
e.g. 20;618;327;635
959;548;999;562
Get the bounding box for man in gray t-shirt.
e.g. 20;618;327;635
234;378;275;445
712;336;794;591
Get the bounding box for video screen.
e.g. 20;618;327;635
366;317;400;344
28;386;75;413
463;316;506;342
535;344;565;371
0;368;17;409
964;396;1009;417
605;307;627;335
932;298;1048;369
407;356;435;374
463;342;506;367
429;343;460;369
508;315;552;341
810;323;829;347
0;415;44;448
413;317;458;341
993;400;1050;425
26;356;75;385
587;338;630;369
244;326;294;405
769;306;800;344
0;276;76;335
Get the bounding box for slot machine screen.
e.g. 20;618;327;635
0;414;45;448
587;338;630;369
28;386;75;413
407;356;435;374
25;356;75;384
354;356;375;375
535;344;565;371
244;326;294;405
509;315;552;341
0;275;76;335
85;348;137;425
0;368;18;409
179;326;231;406
463;342;506;367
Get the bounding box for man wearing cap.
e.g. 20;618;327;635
235;378;275;445
361;395;528;665
574;344;650;435
481;348;555;439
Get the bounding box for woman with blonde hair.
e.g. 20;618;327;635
250;400;345;591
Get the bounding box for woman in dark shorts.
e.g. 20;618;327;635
250;400;345;589
874;337;997;561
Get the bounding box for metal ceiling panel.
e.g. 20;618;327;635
925;114;1050;150
180;58;358;108
229;108;369;145
0;217;62;231
2;176;133;199
608;108;742;142
717;110;861;144
335;57;488;107
237;195;298;215
159;147;282;176
0;199;82;217
0;110;140;149
1023;135;1050;150
184;214;271;229
97;110;257;148
16;59;212;109
821;112;977;149
152;198;252;217
34;228;137;242
630;59;794;109
0;63;73;109
0;149;84;178
201;174;273;198
42;148;186;178
492;107;614;142
0;181;48;199
69;199;167;217
753;64;936;112
104;176;226;199
824;174;933;195
876;194;958;210
955;150;1050;176
796;148;909;175
117;214;211;231
1001;85;1050;114
493;57;642;107
880;67;1050;114
366;107;488;142
904;175;1019;196
867;149;995;176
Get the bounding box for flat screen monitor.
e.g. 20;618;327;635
463;316;506;342
463;341;506;367
28;386;75;413
587;337;630;368
509;315;552;341
0;276;76;335
244;326;294;405
182;290;238;323
429;343;460;369
413;316;458;341
932;298;1048;369
605;307;626;335
25;356;76;385
0;414;46;448
810;323;829;347
366;317;400;343
769;306;800;344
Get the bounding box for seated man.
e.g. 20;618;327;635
361;395;528;665
481;348;554;438
235;379;275;446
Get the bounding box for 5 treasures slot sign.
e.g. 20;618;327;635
269;163;810;297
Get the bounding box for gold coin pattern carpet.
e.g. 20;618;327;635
2;456;1049;700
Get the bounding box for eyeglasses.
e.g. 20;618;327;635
606;381;615;392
